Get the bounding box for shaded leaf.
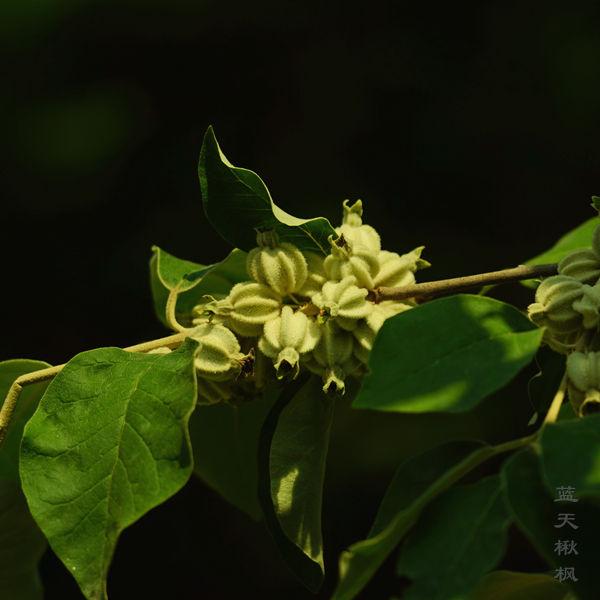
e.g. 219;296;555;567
353;295;543;413
150;245;247;327
332;440;504;600
470;570;570;600
0;485;47;600
258;376;334;592
189;392;275;520
396;475;511;600
199;126;336;254
20;341;198;600
502;448;600;600
540;413;600;498
0;360;50;600
523;217;597;288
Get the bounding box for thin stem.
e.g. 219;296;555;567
0;331;188;446
542;373;568;427
166;289;187;333
369;263;558;302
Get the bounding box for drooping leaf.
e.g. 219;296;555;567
189;391;275;520
470;570;570;600
396;475;511;600
258;376;334;592
539;413;600;498
198;126;336;254
522;217;598;288
20;341;198;600
150;245;247;327
502;449;600;600
353;295;543;413
332;440;505;600
0;360;50;600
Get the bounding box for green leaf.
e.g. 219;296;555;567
188;391;275;520
20;341;199;600
502;448;600;600
0;359;51;480
258;376;334;592
591;196;600;213
150;245;247;328
469;570;570;600
396;475;511;600
0;485;47;600
539;413;600;498
353;295;543;413
198;126;336;254
522;217;598;287
0;360;50;600
332;440;503;600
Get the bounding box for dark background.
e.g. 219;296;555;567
1;1;598;598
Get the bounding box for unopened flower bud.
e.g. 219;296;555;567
558;249;600;284
324;236;380;289
247;236;308;296
190;322;246;381
309;321;355;394
572;283;600;329
258;305;321;379
566;351;600;415
527;275;585;335
312;276;373;330
373;248;430;289
335;199;381;254
217;282;282;338
297;252;328;298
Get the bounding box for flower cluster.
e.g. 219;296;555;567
527;222;600;415
187;200;429;404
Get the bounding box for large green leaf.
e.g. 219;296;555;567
258;376;334;592
539;414;600;498
502;449;600;600
189;391;275;520
198;126;336;254
353;295;543;413
469;570;570;600
0;360;50;600
150;245;247;328
522;217;598;288
332;440;504;600
396;475;511;600
20;341;198;600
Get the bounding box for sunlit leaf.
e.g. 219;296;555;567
150;245;247;327
353;295;542;413
20;341;198;600
258;376;334;592
199;126;336;254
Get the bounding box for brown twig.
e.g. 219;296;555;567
368;263;558;303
